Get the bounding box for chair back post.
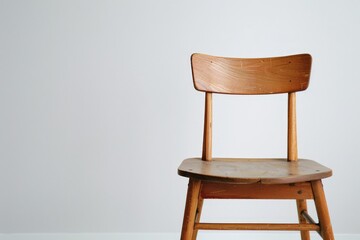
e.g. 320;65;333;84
202;92;212;161
288;92;298;161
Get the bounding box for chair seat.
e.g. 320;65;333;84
178;158;332;184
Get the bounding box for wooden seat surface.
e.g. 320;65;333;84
178;158;332;184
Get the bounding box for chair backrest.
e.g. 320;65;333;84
191;53;312;161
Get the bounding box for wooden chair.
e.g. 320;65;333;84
178;53;334;240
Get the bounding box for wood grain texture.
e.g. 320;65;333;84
178;158;332;184
179;53;334;239
191;53;312;94
180;179;201;240
195;223;320;231
297;199;311;240
202;93;212;160
311;180;335;240
200;182;313;199
191;196;203;240
288;92;298;161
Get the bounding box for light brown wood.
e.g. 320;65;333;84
202;92;212;161
312;180;335;240
191;53;312;95
301;210;322;236
178;158;332;184
191;196;203;240
297;199;311;240
179;53;334;240
200;182;313;199
195;223;320;231
302;210;317;225
288;92;298;161
180;179;201;240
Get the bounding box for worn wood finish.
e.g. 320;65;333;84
201;182;313;199
195;223;320;231
288;92;298;161
312;180;335;240
202;93;212;161
178;158;332;184
191;53;312;95
179;53;334;240
180;179;201;240
297;199;311;240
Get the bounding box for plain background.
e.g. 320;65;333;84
1;0;360;235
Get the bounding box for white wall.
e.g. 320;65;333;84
1;0;359;234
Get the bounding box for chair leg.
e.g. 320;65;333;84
297;199;310;240
180;179;201;240
192;197;204;240
311;180;335;240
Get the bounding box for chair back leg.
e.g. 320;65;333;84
297;199;311;240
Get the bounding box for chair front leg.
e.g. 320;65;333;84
192;196;204;240
180;179;201;240
311;180;335;240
